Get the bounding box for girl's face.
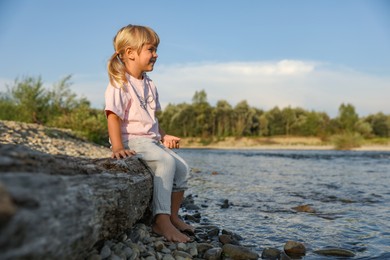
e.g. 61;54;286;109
134;43;158;72
123;43;158;78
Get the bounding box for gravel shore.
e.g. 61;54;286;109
0;120;111;158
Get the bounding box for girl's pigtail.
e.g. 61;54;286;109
107;52;126;88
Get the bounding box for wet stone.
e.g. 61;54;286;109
173;250;193;259
261;247;282;259
203;247;222;260
222;244;259;260
100;245;111;259
313;247;356;257
219;234;233;245
284;240;306;257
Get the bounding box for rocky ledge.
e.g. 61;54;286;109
0;120;153;259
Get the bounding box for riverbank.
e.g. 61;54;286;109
180;136;390;151
2;119;388;152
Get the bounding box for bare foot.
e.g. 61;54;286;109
152;214;190;243
171;215;195;234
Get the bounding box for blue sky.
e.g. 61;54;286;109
1;0;389;117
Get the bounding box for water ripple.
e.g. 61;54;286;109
181;149;390;259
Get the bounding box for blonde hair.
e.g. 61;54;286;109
107;24;160;87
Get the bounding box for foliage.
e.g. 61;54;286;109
363;112;390;137
1;75;108;145
332;132;364;150
1;76;389;147
336;103;359;132
5;77;50;123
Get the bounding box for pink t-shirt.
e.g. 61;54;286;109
105;73;162;143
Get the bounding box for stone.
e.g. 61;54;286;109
219;234;233;245
173;250;193;259
123;247;134;258
280;251;292;260
283;240;306;257
108;254;122;260
100;245;112;259
261;247;281;259
187;243;198;257
222;244;258;260
177;242;187;251
313;248;356;257
220;199;230;208
87;253;102;260
197;243;214;255
0;143;153;260
206;226;220;237
204;247;222;260
162;255;175;260
291;204;316;213
154;240;165;251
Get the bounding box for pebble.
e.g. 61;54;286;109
100;245;111;258
292;204;316;213
222;244;259;260
313;248;356;257
89;222;258;260
261;247;281;259
283;240;306;257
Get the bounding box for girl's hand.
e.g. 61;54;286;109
162;134;181;149
111;148;137;160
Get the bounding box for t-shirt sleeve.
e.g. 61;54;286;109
104;83;130;120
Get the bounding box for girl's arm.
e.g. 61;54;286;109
159;126;181;149
107;111;136;159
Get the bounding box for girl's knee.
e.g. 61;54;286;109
154;152;176;174
162;152;176;166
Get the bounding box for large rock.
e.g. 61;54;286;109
0;144;153;260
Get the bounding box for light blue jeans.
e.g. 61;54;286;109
125;137;189;216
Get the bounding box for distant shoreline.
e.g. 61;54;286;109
181;145;390;151
180;136;390;151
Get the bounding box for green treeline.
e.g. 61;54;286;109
1;76;389;148
0;76;108;145
158;90;390;140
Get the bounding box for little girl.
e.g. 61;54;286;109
104;24;193;243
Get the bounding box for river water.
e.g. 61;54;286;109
177;149;390;259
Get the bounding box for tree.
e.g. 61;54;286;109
169;103;196;137
259;114;269;136
157;103;180;134
232;100;255;136
214;100;233;137
0;75;108;145
48;75;80;114
336;103;359;132
266;107;285;135
192;90;212;137
9;76;50;123
0;93;15;121
291;110;330;137
364;112;390;137
281;106;297;136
